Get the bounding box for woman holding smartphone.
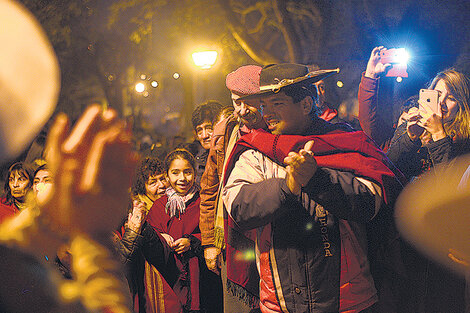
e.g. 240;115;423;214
360;47;470;313
386;68;470;313
386;68;470;180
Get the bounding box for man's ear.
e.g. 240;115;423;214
301;96;314;116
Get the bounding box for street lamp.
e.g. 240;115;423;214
135;82;145;93
191;51;218;69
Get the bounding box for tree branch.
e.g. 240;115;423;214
216;0;281;65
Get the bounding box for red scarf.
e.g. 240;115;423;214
147;194;202;311
222;128;404;305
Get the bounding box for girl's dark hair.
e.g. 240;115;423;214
3;162;33;205
164;149;196;173
131;157;164;196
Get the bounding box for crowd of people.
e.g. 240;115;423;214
2;1;470;313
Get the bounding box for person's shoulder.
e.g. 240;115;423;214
315;117;354;134
150;195;169;210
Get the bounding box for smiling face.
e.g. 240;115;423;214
145;173;168;202
195;120;213;150
260;92;312;135
167;157;195;196
9;170;30;201
231;93;264;129
434;79;459;122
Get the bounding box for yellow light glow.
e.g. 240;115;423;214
192;51;218;69
396;77;403;83
151;80;158;88
135;82;145;93
336;80;344;88
173;72;180;79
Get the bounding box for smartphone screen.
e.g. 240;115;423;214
419;89;440;116
380;48;409;77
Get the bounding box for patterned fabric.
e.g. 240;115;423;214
165;185;199;219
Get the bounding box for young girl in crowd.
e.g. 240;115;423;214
0;162;33;222
115;157;185;313
147;149;222;313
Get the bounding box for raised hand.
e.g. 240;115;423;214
365;46;391;79
41;105;137;239
404;107;425;141
417;100;447;141
127;200;148;233
284;140;317;195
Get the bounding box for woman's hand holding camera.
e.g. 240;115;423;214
365;46;391;79
405;103;446;142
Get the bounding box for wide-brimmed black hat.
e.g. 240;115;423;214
239;63;339;100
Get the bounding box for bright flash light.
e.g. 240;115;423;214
336;81;344;88
396;48;409;64
135;82;145;93
173;73;180;79
396;77;403;83
192;51;218;69
151;80;158;88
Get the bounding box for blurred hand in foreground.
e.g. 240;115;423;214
41;105;137;239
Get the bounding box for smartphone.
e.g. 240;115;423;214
419;89;440;116
380;48;409;78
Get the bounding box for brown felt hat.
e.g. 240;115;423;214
239;63;339;100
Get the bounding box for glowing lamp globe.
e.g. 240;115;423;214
192;51;218;69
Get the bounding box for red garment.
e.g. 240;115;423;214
358;73;395;151
0;198;19;224
147;194;202;312
222;128;404;311
224;129;405;203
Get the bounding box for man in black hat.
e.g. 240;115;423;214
221;64;402;312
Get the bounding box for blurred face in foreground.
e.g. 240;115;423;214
33;169;54;204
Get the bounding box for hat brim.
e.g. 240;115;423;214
238;68;340;101
396;154;470;274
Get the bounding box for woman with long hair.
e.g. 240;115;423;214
387;68;470;313
387;69;470;180
0;162;33;222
